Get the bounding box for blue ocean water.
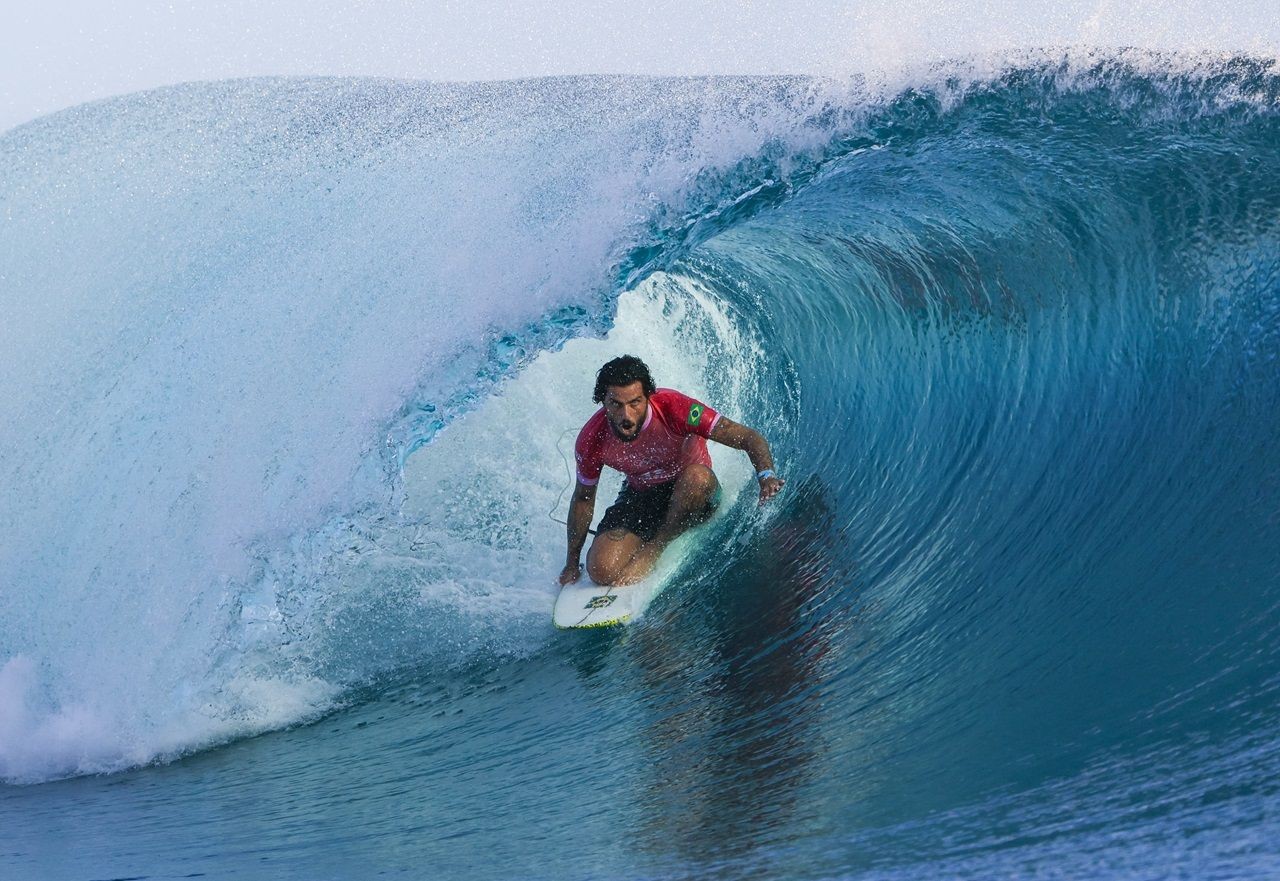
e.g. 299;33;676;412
3;55;1280;879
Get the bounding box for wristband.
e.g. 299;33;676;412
757;469;775;482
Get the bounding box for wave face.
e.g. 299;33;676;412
4;56;1280;879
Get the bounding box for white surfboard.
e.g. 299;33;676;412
553;577;664;629
552;486;730;628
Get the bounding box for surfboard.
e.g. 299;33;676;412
552;488;724;629
553;578;662;629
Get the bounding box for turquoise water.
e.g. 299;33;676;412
3;57;1280;879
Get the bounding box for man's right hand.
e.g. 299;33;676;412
559;562;582;585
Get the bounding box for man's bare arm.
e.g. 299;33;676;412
560;481;597;584
709;416;785;504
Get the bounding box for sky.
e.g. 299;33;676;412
3;0;1278;134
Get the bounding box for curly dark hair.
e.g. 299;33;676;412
593;355;656;404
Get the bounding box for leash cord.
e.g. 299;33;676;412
550;428;597;537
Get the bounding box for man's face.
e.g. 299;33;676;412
603;381;648;442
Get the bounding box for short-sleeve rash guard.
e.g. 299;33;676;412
574;388;720;490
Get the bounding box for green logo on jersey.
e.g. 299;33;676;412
688;403;704;427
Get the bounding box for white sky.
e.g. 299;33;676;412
3;0;1278;133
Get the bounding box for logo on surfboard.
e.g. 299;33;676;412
585;594;617;609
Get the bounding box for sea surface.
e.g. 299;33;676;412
3;54;1280;879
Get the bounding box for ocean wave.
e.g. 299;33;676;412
2;53;1278;812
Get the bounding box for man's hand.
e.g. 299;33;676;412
759;475;785;505
559;562;582;585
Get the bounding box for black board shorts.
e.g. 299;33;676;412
596;478;720;543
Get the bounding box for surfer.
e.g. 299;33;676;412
559;355;785;587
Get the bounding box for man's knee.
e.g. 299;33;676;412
677;464;717;500
586;557;619;585
586;529;635;585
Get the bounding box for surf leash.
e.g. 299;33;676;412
549;427;597;537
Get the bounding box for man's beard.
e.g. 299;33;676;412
609;416;641;442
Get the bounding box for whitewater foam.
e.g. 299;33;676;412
3;55;1277;788
0;88;769;779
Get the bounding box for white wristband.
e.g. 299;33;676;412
757;469;775;482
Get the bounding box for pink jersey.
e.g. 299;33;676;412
575;388;721;490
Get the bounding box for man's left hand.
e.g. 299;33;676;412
759;475;785;505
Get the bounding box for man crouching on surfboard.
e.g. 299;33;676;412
559;355;785;587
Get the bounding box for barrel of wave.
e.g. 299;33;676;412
398;274;759;626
